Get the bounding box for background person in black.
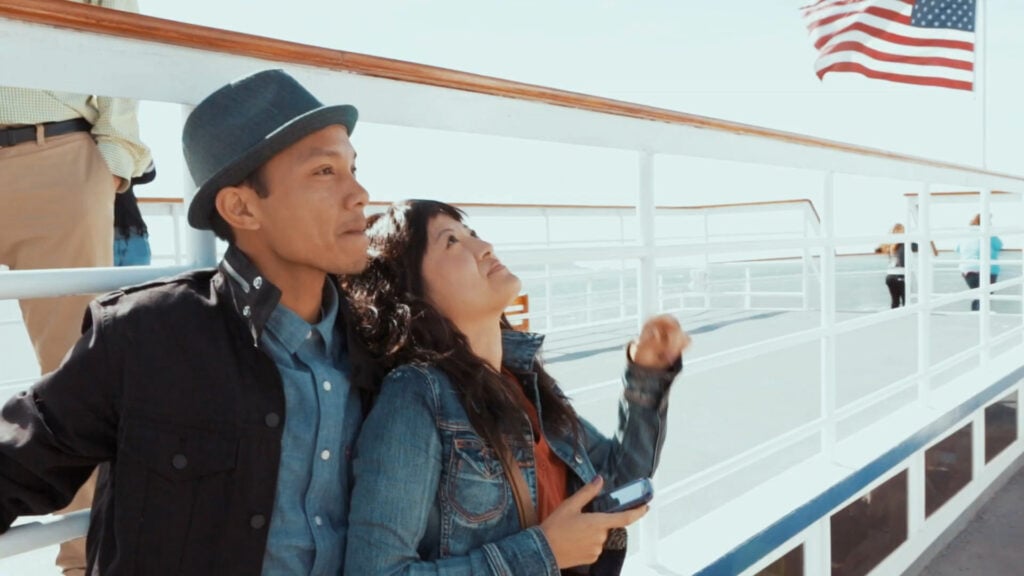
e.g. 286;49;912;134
113;162;156;266
878;223;917;308
876;223;939;309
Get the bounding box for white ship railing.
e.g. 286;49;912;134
1;2;1023;575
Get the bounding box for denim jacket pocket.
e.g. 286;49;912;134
445;435;508;524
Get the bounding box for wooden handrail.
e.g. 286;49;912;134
138;197;821;222
136;197;185;204
903;191;1018;197
2;0;1022;186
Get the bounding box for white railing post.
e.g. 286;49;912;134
804;518;831;576
182;105;217;268
636;151;659;563
908;451;926;537
637;152;657;327
904;196;915;305
543;209;554;331
619;274;626;319
585;279;593;324
702;212;711;310
171;204;184;266
972;411;986;482
744;267;752;310
917;184;933;406
802;211;811;311
980;188;992;363
640;501;661;567
820;172;837;455
619;212;628;319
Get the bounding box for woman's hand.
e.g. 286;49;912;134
539;476;648;569
629;314;690;369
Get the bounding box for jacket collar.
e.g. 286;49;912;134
264;281;341;356
218;245;283;346
501;329;545;373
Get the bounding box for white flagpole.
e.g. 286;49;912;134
978;0;987;169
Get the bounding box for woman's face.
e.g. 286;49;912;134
420;214;522;327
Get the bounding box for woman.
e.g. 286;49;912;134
879;223;917;308
956;213;1003;311
343;200;688;575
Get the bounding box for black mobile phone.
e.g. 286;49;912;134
590;477;654;513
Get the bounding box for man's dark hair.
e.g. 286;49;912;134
209;166;270;243
342;200;582;459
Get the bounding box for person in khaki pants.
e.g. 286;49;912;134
0;3;151;573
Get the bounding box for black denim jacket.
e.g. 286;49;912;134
0;246;382;575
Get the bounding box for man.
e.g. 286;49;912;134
0;3;152;573
0;69;382;575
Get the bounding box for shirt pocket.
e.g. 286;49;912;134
444;435;509;524
122;420;238;481
116;419;239;573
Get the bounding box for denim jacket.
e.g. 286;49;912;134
345;330;680;575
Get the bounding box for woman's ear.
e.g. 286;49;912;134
214;185;261;233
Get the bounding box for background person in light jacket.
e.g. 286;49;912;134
343;199;690;575
0;3;151;573
956;213;1003;312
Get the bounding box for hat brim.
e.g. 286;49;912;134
187;104;358;230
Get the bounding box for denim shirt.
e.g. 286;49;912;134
345;330;680;575
260;282;362;575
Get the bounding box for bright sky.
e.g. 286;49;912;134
136;0;1023;245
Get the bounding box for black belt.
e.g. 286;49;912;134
0;118;92;148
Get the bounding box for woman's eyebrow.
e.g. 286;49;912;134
433;227;457;241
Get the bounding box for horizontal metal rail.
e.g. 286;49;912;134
0;511;89;559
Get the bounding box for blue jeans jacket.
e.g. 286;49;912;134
345;330;680;575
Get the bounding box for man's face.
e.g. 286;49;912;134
247;124;369;276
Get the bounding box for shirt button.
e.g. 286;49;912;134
320;449;331;461
171;454;188;470
314;515;323;526
253;276;263;289
322;380;332;392
249;514;266;529
264;412;280;428
242;305;252;318
574;454;583;464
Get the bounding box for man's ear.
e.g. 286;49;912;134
214;185;261;233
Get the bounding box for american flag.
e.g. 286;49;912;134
801;0;976;91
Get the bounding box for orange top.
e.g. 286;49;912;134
504;370;568;521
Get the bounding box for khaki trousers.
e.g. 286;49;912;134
0;129;115;575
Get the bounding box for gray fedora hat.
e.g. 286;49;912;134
183;69;358;230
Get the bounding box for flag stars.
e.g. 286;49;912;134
909;0;975;32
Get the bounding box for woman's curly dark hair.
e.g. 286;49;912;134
341;199;580;453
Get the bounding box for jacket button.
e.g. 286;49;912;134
250;514;266;529
172;454;188;470
574;454;583;464
253;276;263;289
264;412;280;428
242;305;252;318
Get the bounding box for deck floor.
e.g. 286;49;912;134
918;465;1024;576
